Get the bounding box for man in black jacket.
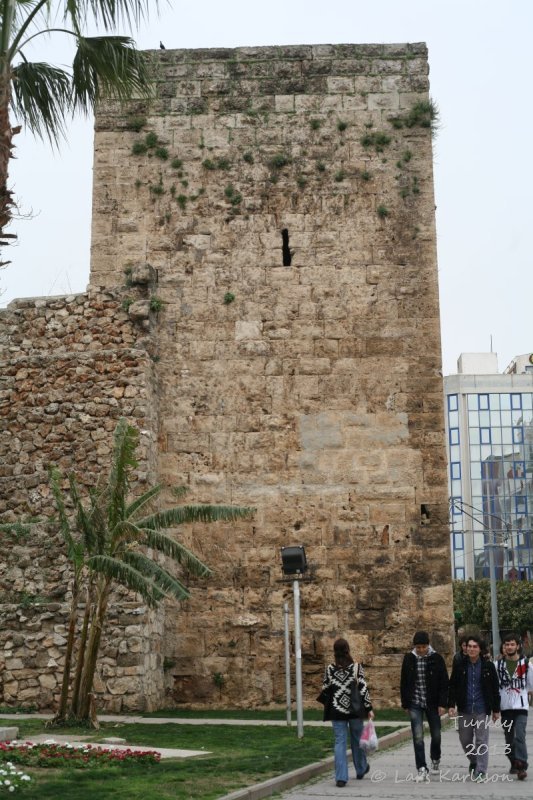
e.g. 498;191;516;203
400;631;449;782
448;634;500;782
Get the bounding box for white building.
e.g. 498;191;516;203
444;353;533;580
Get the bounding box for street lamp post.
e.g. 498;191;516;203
280;545;307;740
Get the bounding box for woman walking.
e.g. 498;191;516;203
320;638;374;787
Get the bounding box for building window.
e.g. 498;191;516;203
512;461;526;479
451;462;461;480
449;428;460;445
480;427;491;444
448;394;458;412
455;567;465;580
451;497;462;515
511;393;522;410
478;394;489;410
513;426;524;444
454;532;464;550
515;496;528;516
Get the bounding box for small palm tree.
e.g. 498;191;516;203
49;418;254;725
1;1;157;263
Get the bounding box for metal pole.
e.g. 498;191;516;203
487;540;501;657
283;602;291;726
293;579;304;739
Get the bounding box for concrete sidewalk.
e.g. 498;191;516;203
267;714;533;800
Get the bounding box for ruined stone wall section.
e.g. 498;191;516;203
0;291;166;710
0;291;158;520
0;602;164;712
88;43;452;708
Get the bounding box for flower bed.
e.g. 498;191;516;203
0;762;31;793
0;741;161;769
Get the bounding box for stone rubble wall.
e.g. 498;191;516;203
0;602;164;712
0;291;165;710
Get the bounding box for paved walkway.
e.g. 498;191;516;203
274;715;533;800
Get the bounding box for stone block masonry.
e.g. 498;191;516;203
0;43;453;712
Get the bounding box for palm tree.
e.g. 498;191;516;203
49;418;254;726
1;1;156;264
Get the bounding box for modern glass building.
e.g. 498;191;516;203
444;353;533;580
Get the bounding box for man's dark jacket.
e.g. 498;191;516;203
400;650;449;708
447;656;500;713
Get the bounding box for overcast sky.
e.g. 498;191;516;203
2;0;531;376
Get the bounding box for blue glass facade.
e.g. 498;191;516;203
447;390;533;580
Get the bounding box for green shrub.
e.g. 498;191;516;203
125;115;147;132
132;141;148;155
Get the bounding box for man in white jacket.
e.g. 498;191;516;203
496;633;533;780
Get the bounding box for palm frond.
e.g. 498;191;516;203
110;519;144;551
11;61;72;143
122;551;191;601
105;417;138;528
67;473;96;555
64;1;155;33
87;554;164;608
139;527;212;578
86;487;109;555
138;504;255;530
48;466;74;546
125;484;162;521
71;35;150;113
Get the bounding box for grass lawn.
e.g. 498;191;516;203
137;707;410;722
0;717;400;799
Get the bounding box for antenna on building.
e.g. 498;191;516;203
490;334;493;353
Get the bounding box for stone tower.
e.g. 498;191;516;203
0;43;452;711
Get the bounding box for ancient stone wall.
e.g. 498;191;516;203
0;43;453;712
0;291;166;710
0;601;164;712
90;43;453;708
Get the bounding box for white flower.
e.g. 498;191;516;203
9;787;15;793
4;779;11;785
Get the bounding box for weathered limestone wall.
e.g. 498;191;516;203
90;43;453;708
0;43;453;712
0;291;166;710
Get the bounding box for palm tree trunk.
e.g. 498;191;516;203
71;583;94;716
54;577;80;721
77;582;110;723
0;9;18;265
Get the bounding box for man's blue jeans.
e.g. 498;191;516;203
332;718;367;783
408;705;441;770
501;710;529;768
